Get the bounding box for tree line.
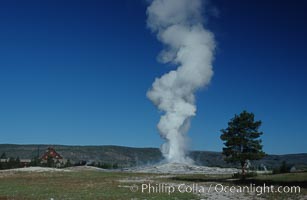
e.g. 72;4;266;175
0;110;274;177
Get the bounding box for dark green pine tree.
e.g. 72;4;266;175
0;152;7;159
220;110;266;175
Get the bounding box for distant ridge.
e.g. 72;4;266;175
1;144;307;169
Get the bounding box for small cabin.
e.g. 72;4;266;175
20;159;31;167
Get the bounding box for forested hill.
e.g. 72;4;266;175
0;144;306;169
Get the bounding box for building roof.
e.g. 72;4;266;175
41;147;63;160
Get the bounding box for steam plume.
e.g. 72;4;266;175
146;0;215;164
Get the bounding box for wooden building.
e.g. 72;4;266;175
41;147;66;167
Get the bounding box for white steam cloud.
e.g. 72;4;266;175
146;0;215;164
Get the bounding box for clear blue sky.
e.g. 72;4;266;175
0;0;306;154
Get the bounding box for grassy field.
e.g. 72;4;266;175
0;170;307;200
173;172;307;200
0;170;196;200
254;172;307;183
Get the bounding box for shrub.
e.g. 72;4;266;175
273;161;291;174
232;172;258;179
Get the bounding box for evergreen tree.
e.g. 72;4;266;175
279;161;290;173
15;157;21;168
64;159;72;168
220;110;266;176
0;152;7;159
7;157;16;169
46;155;55;168
30;156;41;167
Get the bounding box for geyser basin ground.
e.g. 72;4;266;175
124;162;239;174
1;166;306;199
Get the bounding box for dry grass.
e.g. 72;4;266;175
0;170;195;200
1;170;307;199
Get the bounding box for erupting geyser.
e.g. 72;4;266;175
146;0;215;164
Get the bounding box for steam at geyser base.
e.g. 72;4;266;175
146;0;215;164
